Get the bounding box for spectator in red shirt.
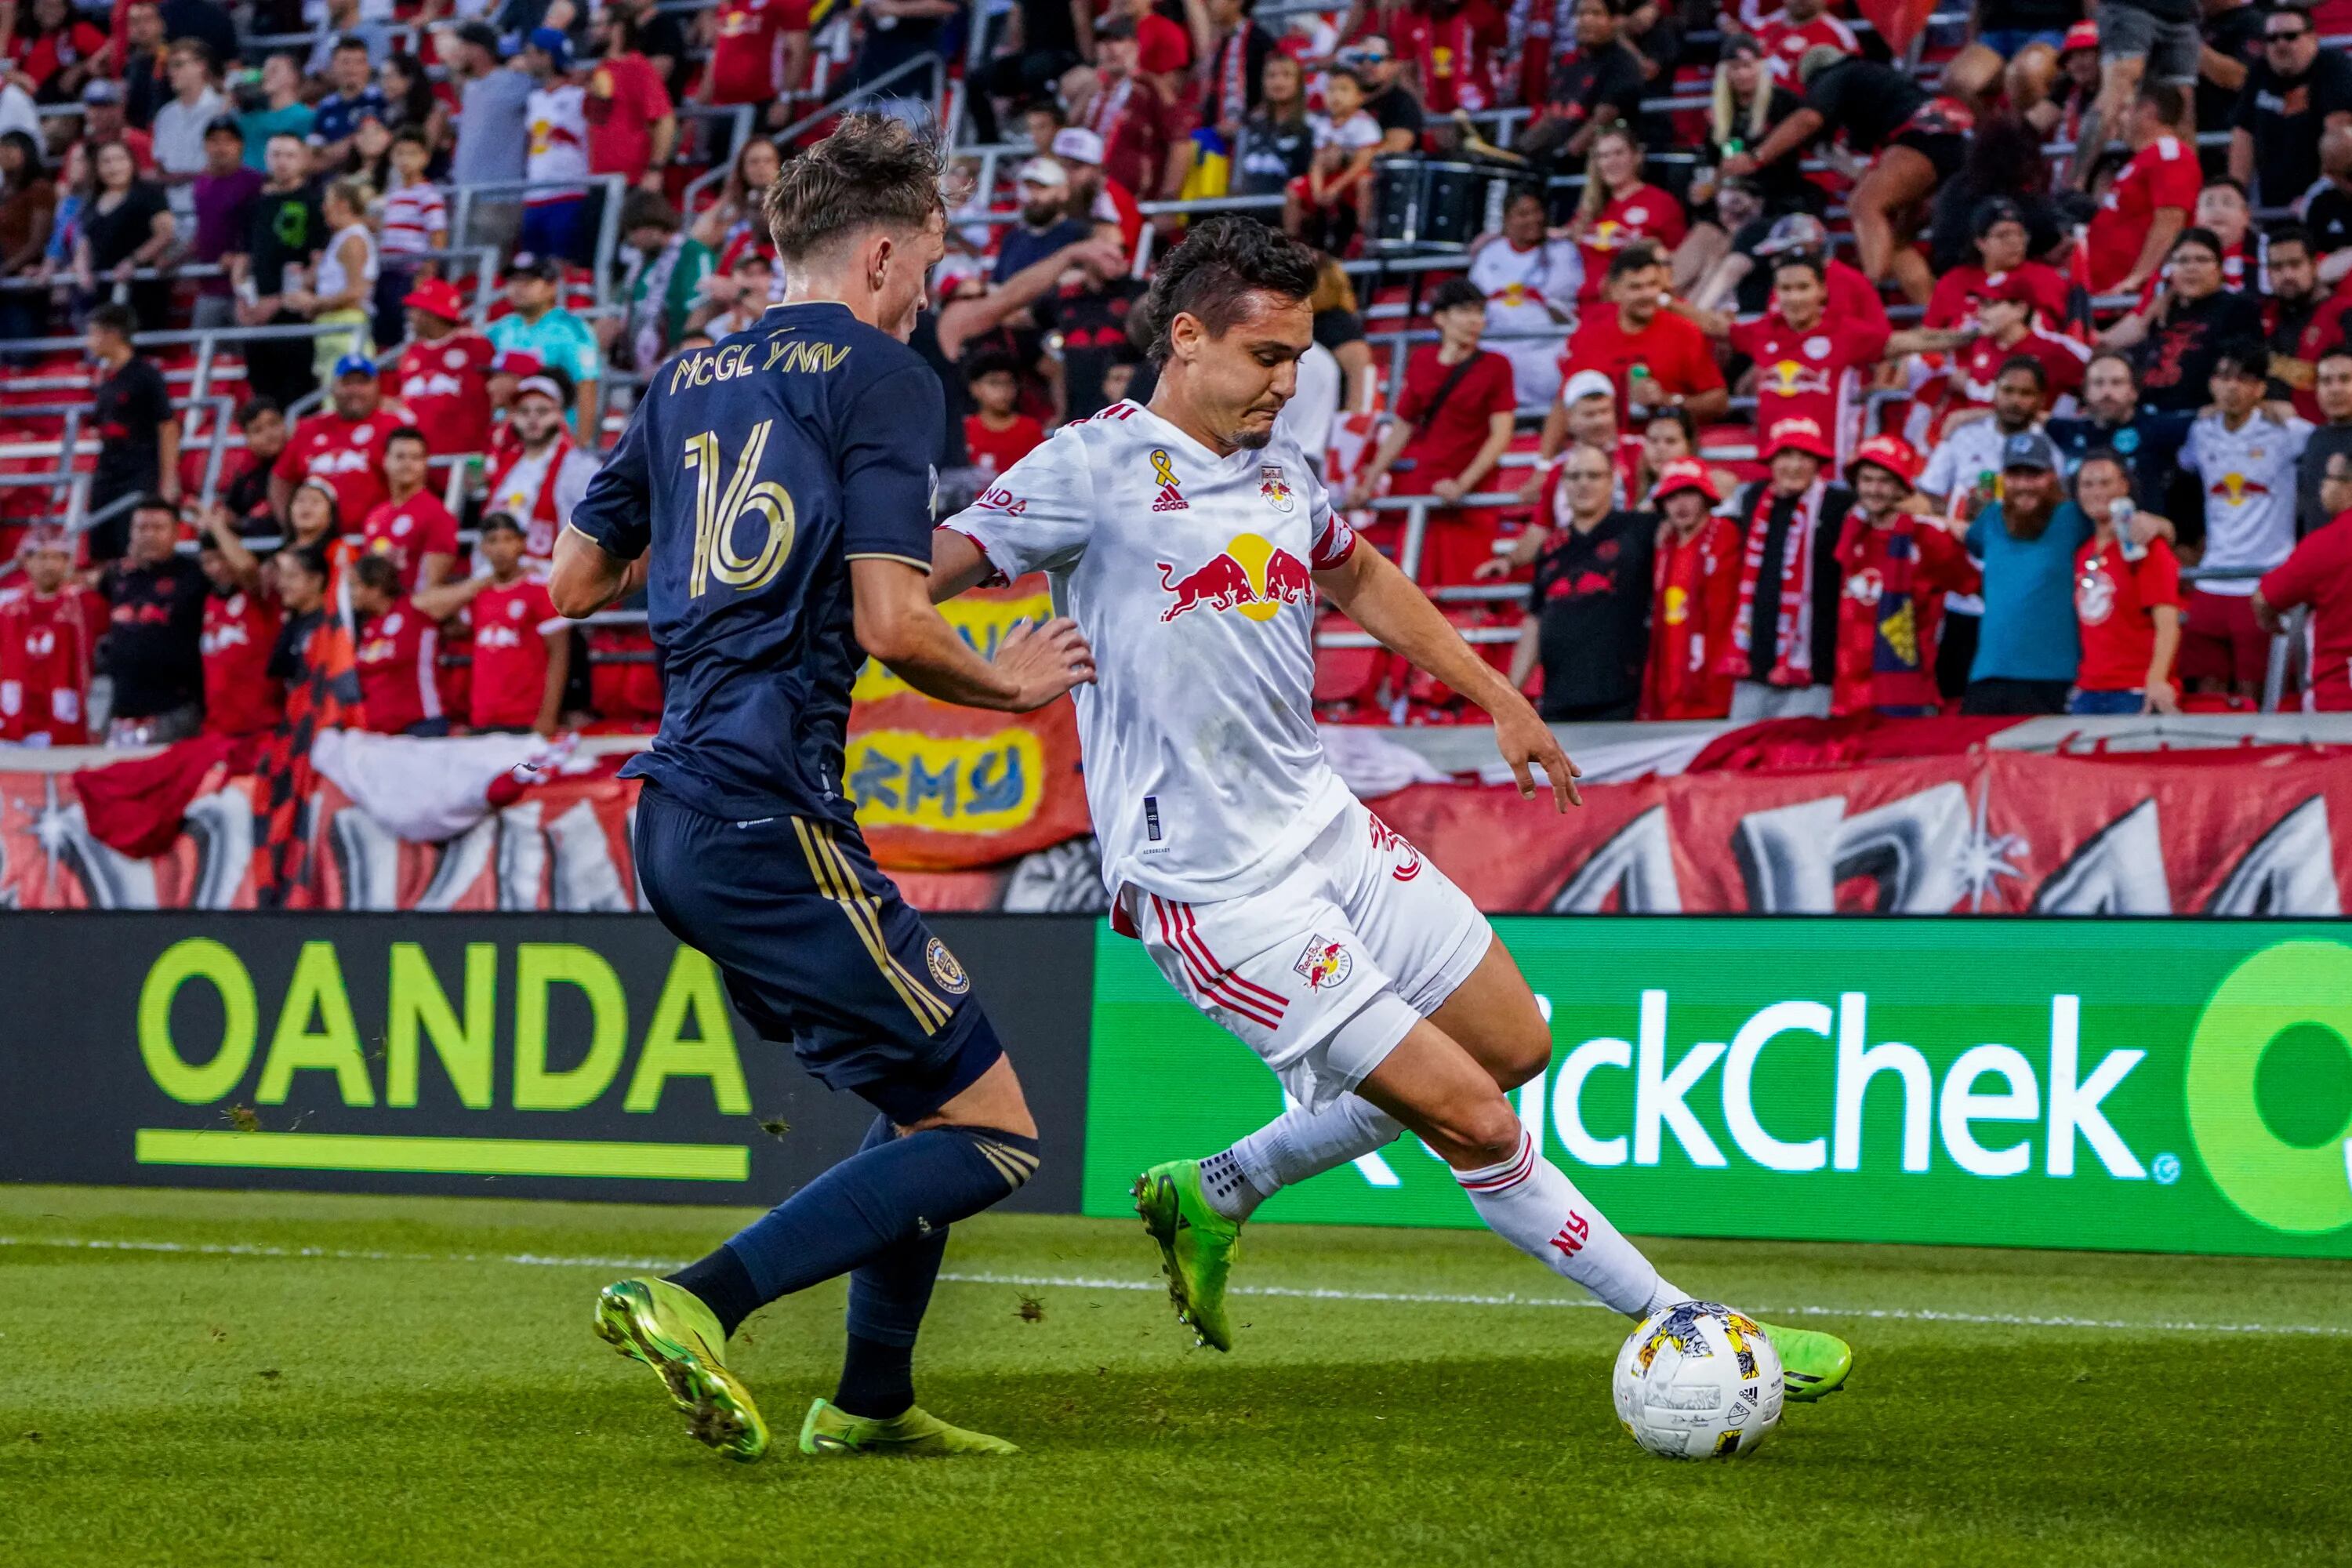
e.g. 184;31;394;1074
1640;459;1742;720
391;279;495;456
456;512;569;735
1753;0;1860;83
2082;83;2198;296
2071;448;2183;713
271;354;407;526
19;0;114;104
361;428;461;593
962;353;1046;477
1925;196;2074;330
1555;241;1728;434
1347;278;1519;583
0;528;104;744
1831;434;1980;717
2256;446;2352;710
349;552;472;736
1565;126;1687;307
586;8;677;194
194;519;284;738
1083;16;1184;201
1691;252;1888;466
699;0;809;115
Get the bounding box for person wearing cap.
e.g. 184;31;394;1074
1347;278;1519;585
696;247;775;339
520;27;591;264
309;34;389;172
1961;429;2102;713
285;178;379;387
1467;188;1580;417
187;115;260;333
1051;125;1142;260
996;156;1089;282
488;250;602;430
1504;438;1655;721
485;366;601;561
1944;287;2092;430
1721;48;1974;304
390;277;492;463
1924;196;2073;331
1828;435;1980;717
77;79;157;174
1558;241;1727;432
236;53;314;169
272;352;408;526
1232;51;1312;198
2026;20;2105;141
1716;416;1854;720
2068;448;2184;714
1509;365;1628;514
0;528;105;746
194;508;287;739
1639;456;1743;720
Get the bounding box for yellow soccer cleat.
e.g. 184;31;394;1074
798;1397;1019;1456
593;1276;771;1461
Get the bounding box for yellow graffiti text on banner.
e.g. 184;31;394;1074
852;588;1057;703
844;728;1047;833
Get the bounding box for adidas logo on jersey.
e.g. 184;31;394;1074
1149;448;1189;511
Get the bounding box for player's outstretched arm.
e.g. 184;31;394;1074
1313;545;1582;811
851;557;1094;712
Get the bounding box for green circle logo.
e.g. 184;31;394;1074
2185;940;2352;1234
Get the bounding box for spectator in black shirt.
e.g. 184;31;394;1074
2308;127;2352;270
2048;351;2195;514
1516;0;1645;167
75;140;176;329
2100;225;2267;412
994;157;1090;281
2264;225;2327;401
2195;0;2264;148
1338;35;1425;154
1508;441;1655;721
85;303;179;563
1929;111;2067;274
980;0;1088;140
1234;53;1312;196
220;396;287;532
120;1;169;129
2226;6;2352;209
1697;36;1811;217
1723;49;1966;302
97;495;208;742
230;131;323;411
1036;245;1148;421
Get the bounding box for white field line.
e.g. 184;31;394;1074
5;1233;2350;1339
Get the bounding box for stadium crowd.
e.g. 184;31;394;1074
4;0;2352;753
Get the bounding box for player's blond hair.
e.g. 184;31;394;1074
764;113;946;263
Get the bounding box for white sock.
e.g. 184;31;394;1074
1454;1131;1686;1319
1202;1094;1405;1221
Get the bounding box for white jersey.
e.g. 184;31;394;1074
944;399;1357;903
2180;410;2313;595
1466;237;1580;414
525;83;590;202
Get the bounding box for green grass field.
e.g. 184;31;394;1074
3;1185;2349;1567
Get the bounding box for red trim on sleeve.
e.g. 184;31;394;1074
940;527;1011;587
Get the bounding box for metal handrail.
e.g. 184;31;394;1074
677;103;759;217
771;52;948;148
445;175;630;309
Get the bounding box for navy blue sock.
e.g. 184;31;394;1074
666;1245;760;1338
833;1116;953;1418
718;1119;1039;1319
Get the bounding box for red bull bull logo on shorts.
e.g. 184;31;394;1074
1293;934;1353;991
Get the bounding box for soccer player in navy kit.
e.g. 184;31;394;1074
549;115;1094;1463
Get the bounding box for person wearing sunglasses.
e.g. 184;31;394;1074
2225;4;2352;208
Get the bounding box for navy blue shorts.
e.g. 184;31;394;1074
633;784;1002;1123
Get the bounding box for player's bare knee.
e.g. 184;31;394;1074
1424;1092;1525;1168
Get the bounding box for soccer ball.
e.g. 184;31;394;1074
1611;1301;1784;1460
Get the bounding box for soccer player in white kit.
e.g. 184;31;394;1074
929;218;1853;1401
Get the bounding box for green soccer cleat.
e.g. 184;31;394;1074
592;1276;771;1462
1132;1159;1241;1352
798;1398;1019;1456
1759;1320;1854;1403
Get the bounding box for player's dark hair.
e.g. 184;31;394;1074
1606;240;1663;282
2212;338;2269;381
479;511;526;539
1997;353;2049;391
385;425;427;450
764;112;945;264
351;553;402;595
1429;278;1485;314
2267;220;2313;256
1771;252;1825;281
1138;214;1319;363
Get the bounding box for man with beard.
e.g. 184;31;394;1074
1831;436;1980;717
2048;352;2196;514
485;369;603;564
2298;350;2352;538
270;356;407;528
1962;431;2176;713
2259;225;2339;419
1718;416;1853;720
994;157;1090;282
1921;355;2054;527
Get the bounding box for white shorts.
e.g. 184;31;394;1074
1124;797;1493;1111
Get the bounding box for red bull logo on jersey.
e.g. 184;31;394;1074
2213;472;2271;505
1293;934;1353;991
1260;464;1295;514
1149;448;1189;512
1156;533;1314;622
1765;359;1833;397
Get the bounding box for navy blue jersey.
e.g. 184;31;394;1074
572;302;943;822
